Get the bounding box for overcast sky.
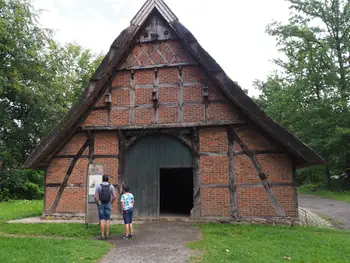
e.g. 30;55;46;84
32;0;291;97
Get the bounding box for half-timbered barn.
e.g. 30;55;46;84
25;0;324;222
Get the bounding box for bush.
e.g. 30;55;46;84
299;183;325;192
0;167;44;201
0;188;11;202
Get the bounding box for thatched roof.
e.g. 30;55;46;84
25;0;325;169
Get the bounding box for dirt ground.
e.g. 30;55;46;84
100;221;201;263
298;194;350;230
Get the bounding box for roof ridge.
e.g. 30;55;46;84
130;0;178;26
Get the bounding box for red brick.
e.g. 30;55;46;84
201;188;230;216
135;70;154;85
234;127;281;152
183;104;205;122
159;86;179;103
183;85;202;102
82;110;108;127
94;132;118;155
112;88;130;106
235;154;292;184
58;133;88;155
158;106;177;123
134;108;154;124
94;158;118;184
158;68;178;84
200;156;228;184
207;103;237;121
200;127;228;152
45;187;86;213
110;109;130;126
135;88;152;105
113;71;130;87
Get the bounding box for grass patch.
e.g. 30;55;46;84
0;223;124;238
0;200;121;262
0;200;42;222
0;236;111;263
298;187;350;202
188;224;350;263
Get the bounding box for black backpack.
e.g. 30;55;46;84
99;184;111;204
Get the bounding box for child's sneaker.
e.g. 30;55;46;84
128;234;134;239
121;235;128;239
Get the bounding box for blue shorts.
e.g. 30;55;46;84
123;207;134;224
98;202;111;221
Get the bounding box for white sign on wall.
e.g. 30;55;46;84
87;164;104;203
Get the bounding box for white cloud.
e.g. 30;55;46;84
32;0;291;97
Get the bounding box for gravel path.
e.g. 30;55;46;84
298;194;350;229
100;222;201;263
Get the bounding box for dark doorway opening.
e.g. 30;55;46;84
159;168;193;216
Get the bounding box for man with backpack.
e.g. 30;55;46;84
94;175;116;240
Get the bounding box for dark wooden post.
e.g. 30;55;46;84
227;125;238;218
191;127;201;219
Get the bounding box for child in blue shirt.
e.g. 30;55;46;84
121;185;134;239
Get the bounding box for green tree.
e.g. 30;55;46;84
0;0;103;199
255;0;350;189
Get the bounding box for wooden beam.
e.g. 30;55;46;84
199;152;227;157
236;182;294;188
191;128;201;219
292;161;299;218
124;128;191;137
200;183;229;188
46;183;84;188
235;150;289;156
231;128;286;217
178;134;199;156
50;138;90;212
80;120;247;131
227;126;238;218
130;70;135;125
178;65;184;122
154;68;159;124
118;62;197;71
55;155;89;159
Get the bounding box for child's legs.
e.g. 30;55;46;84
124;224;130;236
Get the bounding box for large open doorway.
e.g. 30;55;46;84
159;168;193;216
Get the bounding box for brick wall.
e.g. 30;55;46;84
199;127;230;216
234;126;297;217
44;131;119;214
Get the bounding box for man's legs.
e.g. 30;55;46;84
98;204;106;238
106;220;111;236
100;220;106;237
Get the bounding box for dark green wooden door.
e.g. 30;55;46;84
125;134;192;217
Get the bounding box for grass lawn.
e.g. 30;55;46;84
298;188;350;203
0;200;122;263
188;224;350;263
0;236;111;263
0;222;124;238
0;200;43;222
